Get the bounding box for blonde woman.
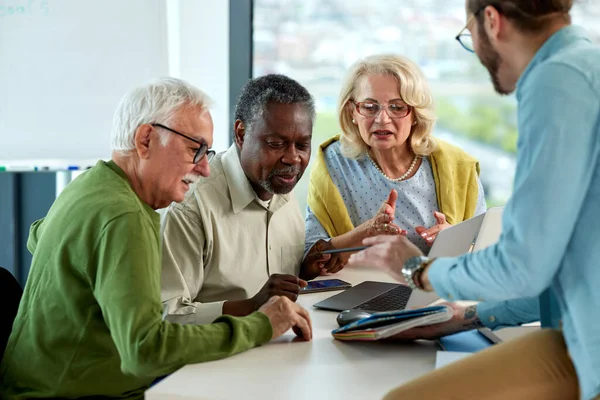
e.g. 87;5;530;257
304;54;486;274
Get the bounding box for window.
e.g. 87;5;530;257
253;0;600;215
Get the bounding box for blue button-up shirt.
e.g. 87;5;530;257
428;26;600;400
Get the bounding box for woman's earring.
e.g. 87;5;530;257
352;119;356;124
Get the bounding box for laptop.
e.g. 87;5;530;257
313;207;504;313
472;206;504;251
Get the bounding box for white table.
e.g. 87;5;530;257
146;265;439;400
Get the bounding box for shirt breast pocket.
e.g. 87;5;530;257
278;244;304;276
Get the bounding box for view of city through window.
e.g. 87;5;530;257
253;0;600;214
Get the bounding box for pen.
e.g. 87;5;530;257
322;246;369;255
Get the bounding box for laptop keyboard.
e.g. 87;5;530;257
353;285;412;312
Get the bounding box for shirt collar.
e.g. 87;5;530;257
106;159;130;182
516;25;591;100
104;160;159;220
221;144;291;214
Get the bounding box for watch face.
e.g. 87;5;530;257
402;256;429;290
403;256;426;273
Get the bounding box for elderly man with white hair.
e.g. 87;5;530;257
0;77;312;400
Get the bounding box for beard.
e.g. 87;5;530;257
258;165;303;195
478;27;511;95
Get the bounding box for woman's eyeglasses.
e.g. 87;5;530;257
352;101;412;119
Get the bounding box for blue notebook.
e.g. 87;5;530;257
332;305;453;341
438;329;500;352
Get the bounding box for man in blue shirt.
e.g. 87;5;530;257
348;1;600;399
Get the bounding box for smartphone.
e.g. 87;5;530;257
321;246;368;255
300;279;352;294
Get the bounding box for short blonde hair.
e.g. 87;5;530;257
338;54;437;159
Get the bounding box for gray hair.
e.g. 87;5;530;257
233;74;315;137
111;77;212;154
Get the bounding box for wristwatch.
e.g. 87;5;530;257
402;256;432;291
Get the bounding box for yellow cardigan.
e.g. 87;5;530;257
307;135;481;238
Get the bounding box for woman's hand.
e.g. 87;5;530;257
329;190;406;265
362;189;406;237
415;211;451;246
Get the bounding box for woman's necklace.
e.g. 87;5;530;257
367;152;419;182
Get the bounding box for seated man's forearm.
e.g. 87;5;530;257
222;299;257;317
446;299;539;337
435;304;485;338
164;298;258;323
461;304;485;330
163;297;226;325
476;297;540;330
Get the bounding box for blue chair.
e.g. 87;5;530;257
0;267;22;361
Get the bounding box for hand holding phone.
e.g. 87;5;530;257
300;279;352;294
251;274;308;307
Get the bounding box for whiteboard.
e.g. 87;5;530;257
0;0;169;161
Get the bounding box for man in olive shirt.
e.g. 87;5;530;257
161;74;337;325
0;78;312;400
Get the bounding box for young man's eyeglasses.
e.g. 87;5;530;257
455;4;491;53
352;101;412;119
151;123;215;164
455;13;477;53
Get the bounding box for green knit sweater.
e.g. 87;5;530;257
0;161;272;399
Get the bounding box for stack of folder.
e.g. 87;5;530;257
332;305;453;341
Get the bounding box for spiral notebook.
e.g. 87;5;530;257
331;305;453;341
